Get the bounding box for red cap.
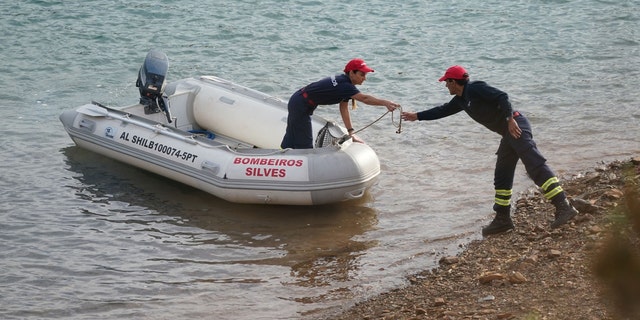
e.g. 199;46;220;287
438;65;469;82
344;58;374;73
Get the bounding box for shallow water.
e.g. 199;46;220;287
1;0;639;319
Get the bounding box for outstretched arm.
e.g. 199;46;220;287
352;92;400;112
400;100;463;122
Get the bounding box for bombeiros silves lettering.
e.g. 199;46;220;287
233;157;304;178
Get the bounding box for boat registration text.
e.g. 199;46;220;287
119;131;198;163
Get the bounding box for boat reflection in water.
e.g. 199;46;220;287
62;145;379;315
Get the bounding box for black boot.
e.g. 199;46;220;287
551;198;578;228
482;210;514;236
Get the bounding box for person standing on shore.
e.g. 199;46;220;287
401;65;578;236
280;58;400;149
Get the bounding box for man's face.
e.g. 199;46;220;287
445;79;462;96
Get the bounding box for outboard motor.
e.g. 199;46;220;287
136;49;172;123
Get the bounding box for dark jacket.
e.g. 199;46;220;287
417;81;514;135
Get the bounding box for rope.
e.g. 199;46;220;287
352;105;403;135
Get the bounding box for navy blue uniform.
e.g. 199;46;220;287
417;81;566;212
281;74;360;149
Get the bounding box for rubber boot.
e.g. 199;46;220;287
551;198;578;228
482;206;514;236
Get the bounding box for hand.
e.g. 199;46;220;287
351;134;365;144
401;112;418;121
385;102;400;112
508;118;522;139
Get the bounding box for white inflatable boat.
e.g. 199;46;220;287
59;50;380;205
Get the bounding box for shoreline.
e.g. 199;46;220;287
325;157;640;320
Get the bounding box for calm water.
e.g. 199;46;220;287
1;1;639;319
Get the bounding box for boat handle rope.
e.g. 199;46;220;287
351;105;403;135
223;145;291;156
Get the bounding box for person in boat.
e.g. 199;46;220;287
280;58;400;149
401;65;578;236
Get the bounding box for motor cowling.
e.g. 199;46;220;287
136;49;172;122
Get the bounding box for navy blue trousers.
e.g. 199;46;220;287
280;93;314;149
494;113;564;208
